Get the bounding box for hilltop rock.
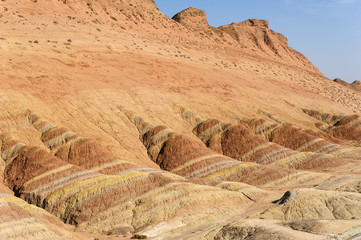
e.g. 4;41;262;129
334;78;361;92
351;80;361;91
219;19;289;55
172;7;209;30
239;19;269;28
333;78;349;86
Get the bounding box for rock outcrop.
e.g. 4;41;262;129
172;7;209;30
303;109;361;141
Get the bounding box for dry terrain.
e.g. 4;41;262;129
0;0;360;239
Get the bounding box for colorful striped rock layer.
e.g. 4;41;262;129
123;110;361;192
303;109;361;141
1;0;361;237
246;118;361;159
1;136;259;237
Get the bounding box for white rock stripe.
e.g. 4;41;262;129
197;122;223;141
90;159;129;172
2;142;25;165
43;131;76;148
329;147;361;157
171;154;225;173
31;170;101;197
295;138;324;152
314;144;341;154
0;194;13;198
185;160;239;179
240;142;273;160
272;152;314;167
23;164;74;189
254;122;277;135
145;128;174;148
254;148;290;164
116;168;164;176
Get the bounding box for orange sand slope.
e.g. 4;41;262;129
0;0;360;239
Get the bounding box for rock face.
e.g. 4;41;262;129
172;7;209;30
219;19;303;64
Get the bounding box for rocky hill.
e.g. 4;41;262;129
0;0;361;239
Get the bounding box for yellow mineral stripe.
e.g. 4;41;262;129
90;159;129;172
273;152;314;167
2;142;25;162
0;196;26;205
43;131;76;148
45;175;113;207
32;119;56;134
139;123;156;136
4;144;29;168
33;170;100;196
254;121;276;134
329;147;361;157
254;148;291;164
81;201;135;230
51;136;83;154
53;137;85;155
145;128;174;148
185;161;239;178
240;142;273;160
216;182;265;193
23;164;74;189
94;182;188;224
295;138;324;152
316;144;342;154
262;124;283;138
205;162;256;180
264;172;329;187
139;183;247;214
52;172;147;215
0;221;54;239
197;121;223;142
171;154;224;173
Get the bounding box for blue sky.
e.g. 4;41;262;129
154;0;361;83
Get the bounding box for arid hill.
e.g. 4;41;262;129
0;0;361;239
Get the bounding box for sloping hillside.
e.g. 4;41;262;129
0;0;360;239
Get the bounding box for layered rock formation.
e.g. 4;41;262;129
1;0;361;239
181;109;361;172
303;109;361;141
